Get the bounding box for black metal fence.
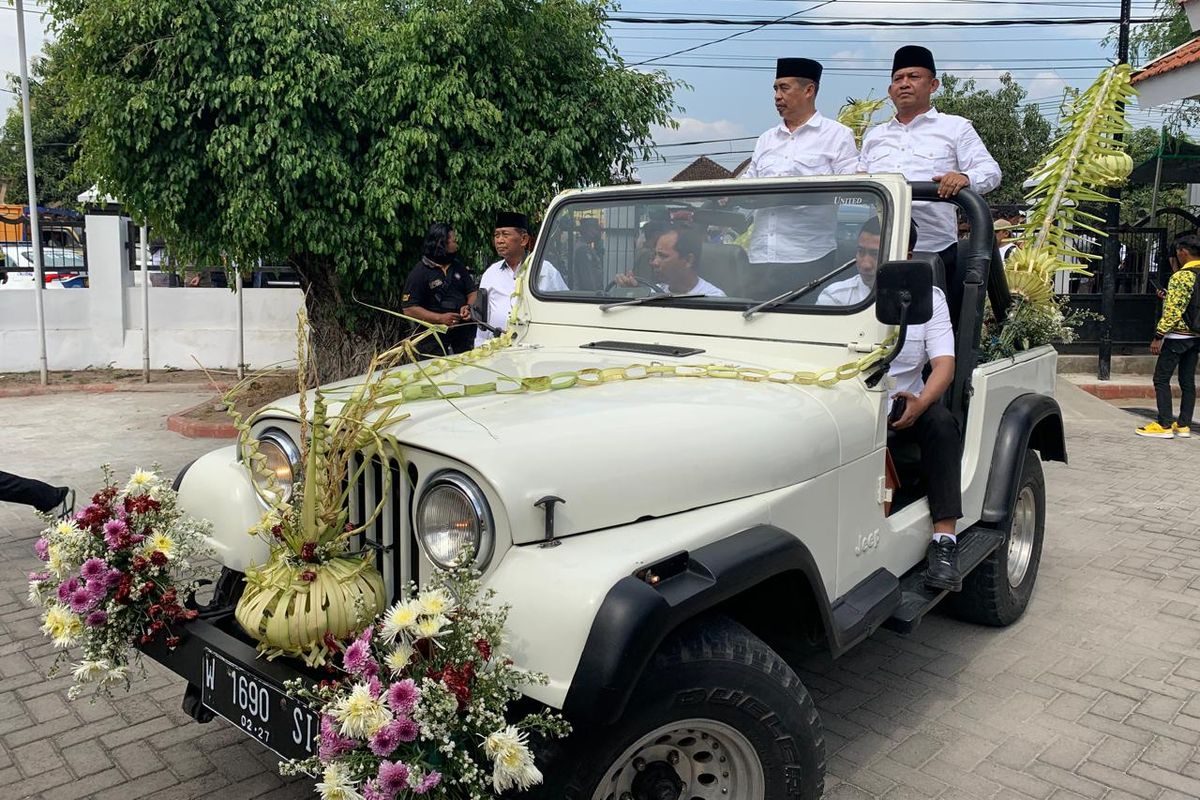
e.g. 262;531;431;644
0;207;88;286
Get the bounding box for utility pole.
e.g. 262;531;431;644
15;0;49;385
1099;0;1132;381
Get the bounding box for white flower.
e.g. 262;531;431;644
41;604;82;648
72;659;111;683
105;664;129;683
47;545;68;578
413;614;449;640
27;580;45;606
417;588;455;617
380;600;422;643
144;532;176;559
329;682;392;739
54;519;81;538
485;726;543;792
385;642;415;674
315;764;365;800
125;468;159;494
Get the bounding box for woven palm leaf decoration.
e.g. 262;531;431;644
1006;65;1136;303
837;95;888;149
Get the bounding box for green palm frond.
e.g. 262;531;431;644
837;94;888;149
1006;65;1136;300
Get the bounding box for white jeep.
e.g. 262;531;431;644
148;174;1065;800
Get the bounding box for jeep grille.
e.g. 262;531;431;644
345;451;415;603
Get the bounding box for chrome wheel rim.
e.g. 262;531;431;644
591;719;766;800
1007;485;1037;588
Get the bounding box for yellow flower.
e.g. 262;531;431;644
329;682;392;739
41;604;82;648
417;588;455;617
54;519;81;538
315;764;364;800
380;600;421;643
47;545;68;578
414;615;449;640
145;532;176;559
385;642;415;674
125;469;159;494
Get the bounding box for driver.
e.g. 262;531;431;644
475;211;569;347
615;225;726;297
819;217;964;593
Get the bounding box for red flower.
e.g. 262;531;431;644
147;604;163;618
474;639;492;662
183;609;199;621
323;632;343;654
150;620;165;633
131;556;148;573
162;588;177;604
440;662;476;711
300;543;318;563
166;636;181;648
139;633;154;645
270;524;284;540
139;581;157;597
149;551;168;567
300;570;317;582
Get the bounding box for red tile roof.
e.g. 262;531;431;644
671;156;734;182
1132;36;1200;84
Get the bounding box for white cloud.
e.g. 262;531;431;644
653;117;749;144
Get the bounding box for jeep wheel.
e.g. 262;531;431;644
537;617;825;800
953;448;1045;626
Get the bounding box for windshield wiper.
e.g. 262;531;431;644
599;293;706;312
743;261;853;319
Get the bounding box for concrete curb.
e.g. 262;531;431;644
166;396;238;439
1073;382;1180;400
0;381;231;399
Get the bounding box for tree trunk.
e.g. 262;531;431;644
292;255;413;384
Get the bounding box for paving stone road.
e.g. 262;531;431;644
3;384;1200;799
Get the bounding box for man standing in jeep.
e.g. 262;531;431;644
819;217;964;590
858;45;1001;322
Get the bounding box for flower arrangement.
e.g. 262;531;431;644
984;295;1102;362
279;563;569;800
27;466;213;698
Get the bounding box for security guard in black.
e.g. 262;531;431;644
402;255;478;356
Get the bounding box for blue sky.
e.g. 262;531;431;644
2;0;1190;187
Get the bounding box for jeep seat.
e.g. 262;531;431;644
698;243;750;298
910;252;947;293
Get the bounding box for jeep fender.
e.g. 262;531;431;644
980;393;1066;525
561;526;844;727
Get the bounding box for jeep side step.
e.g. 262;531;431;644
883;527;1005;634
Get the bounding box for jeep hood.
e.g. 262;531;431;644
270;345;864;544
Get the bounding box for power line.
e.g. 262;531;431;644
610;15;1160;26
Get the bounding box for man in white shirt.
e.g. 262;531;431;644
616;225;726;297
475;211;569;347
858;45;1001;324
818;216;965;592
740;57;859;298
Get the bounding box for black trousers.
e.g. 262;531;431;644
1153;337;1199;428
889;402;963;523
0;470;65;512
749;250;841;299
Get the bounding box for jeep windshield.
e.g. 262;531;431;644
530;186;889;314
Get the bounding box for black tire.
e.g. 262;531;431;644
534;616;825;800
952;448;1046;626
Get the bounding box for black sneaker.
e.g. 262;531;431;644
55;488;75;520
925;537;962;592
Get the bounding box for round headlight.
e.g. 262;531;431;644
416;472;494;569
251;428;300;504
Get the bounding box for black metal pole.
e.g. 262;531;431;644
1099;0;1132;380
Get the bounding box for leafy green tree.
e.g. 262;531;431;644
0;40;87;208
1121;0;1198;129
1119;126;1187;225
47;0;677;377
933;73;1053;205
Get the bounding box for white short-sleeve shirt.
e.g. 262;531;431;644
740;112;859;264
657;276;726;297
475;258;568;346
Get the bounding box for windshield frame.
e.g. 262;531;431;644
528;180;896;317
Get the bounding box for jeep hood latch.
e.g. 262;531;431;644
535;495;565;548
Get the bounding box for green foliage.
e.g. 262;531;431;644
983;296;1101;362
45;0;678;371
1121;0;1200;129
1120;126;1188;225
934;73;1053;205
0;41;88;208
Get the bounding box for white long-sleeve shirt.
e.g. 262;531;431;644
474;258;568;347
741;112;859;264
858;107;1001;252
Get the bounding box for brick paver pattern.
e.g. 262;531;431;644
4;391;1200;799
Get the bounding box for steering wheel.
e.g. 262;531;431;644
603;275;664;296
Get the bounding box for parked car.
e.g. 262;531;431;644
143;174;1062;799
0;245;84;289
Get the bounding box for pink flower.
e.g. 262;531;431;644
369;721;403;757
377;761;410;796
362;781;387;800
69;587;96;613
343;640;373;676
129;533;145;545
84;610;108;627
102;519;128;548
85;579;109;602
27;571;49;583
317;715;357;760
394;717;418;743
104;569;124;589
412;771;441;794
81;558;109;582
34;538;49;561
367;675;382;698
56;577;80;603
386;679;419;714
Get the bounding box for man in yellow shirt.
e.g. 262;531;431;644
1137;233;1200;438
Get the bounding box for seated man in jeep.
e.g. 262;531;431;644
614;224;727;297
819;217;964;591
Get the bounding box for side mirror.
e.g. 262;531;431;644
471;287;489;321
875;260;933;326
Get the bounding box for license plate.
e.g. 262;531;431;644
201;649;321;761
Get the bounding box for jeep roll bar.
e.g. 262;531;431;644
908;183;1013;430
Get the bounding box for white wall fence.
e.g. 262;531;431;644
0;213;303;372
